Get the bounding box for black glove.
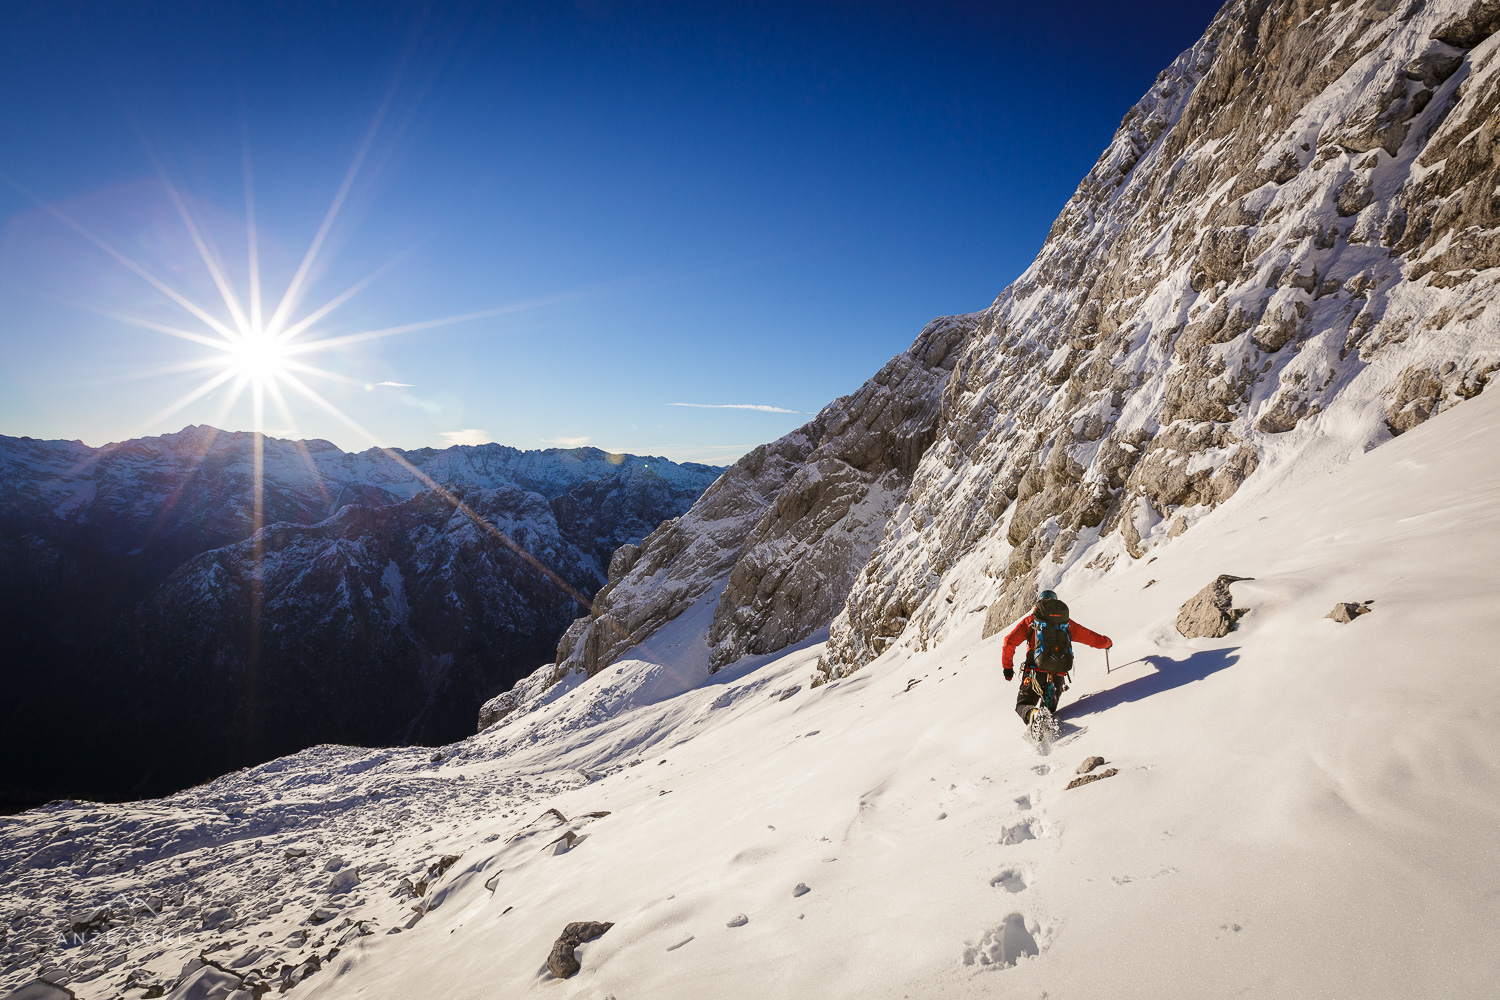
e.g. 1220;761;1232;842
1003;667;1014;681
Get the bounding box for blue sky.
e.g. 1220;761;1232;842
0;1;1222;465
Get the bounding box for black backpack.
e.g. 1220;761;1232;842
1030;597;1074;674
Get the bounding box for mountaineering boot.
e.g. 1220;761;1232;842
1028;705;1059;745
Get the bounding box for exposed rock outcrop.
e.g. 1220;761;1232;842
546;921;613;979
1176;575;1253;639
704;317;971;669
479;316;972;726
1065;768;1120;790
1076;756;1107;774
496;421;825;701
818;0;1500;679
485;0;1500;704
1328;601;1374;622
3;981;77;1000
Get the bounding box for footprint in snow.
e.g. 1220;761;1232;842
990;868;1028;893
962;913;1043;969
998;819;1040;845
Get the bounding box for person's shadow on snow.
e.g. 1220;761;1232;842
1063;647;1240;718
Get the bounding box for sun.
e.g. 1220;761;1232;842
225;330;294;384
2;119;607;640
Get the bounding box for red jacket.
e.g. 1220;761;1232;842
1002;614;1111;673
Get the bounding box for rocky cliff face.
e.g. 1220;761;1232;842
703;317;972;668
0;428;721;808
479;0;1500;725
821;0;1500;676
478;316;972;728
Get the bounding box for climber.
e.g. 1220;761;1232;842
1001;590;1112;728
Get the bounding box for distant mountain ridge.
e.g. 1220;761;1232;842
0;425;717;577
0;426;723;810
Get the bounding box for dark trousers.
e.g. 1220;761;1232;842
1014;666;1067;723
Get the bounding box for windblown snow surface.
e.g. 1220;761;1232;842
3;352;1497;998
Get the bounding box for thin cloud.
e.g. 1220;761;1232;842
542;435;591;448
669;402;797;414
439;429;493;447
375;380;413;387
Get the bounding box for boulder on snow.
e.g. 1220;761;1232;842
546;921;613;980
726;913;750;928
1065;768;1119;790
160;963;244;1000
307;906;340;925
198;905;236;930
66;907;111;935
1176;575;1253;638
1327;601;1373;623
2;981;78;1000
1076;756;1106;775
328;867;362;895
429;854;462;878
792;883;811;897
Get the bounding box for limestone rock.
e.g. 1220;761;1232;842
1336;177;1374;217
1327;602;1373;623
1076;756;1106;775
163;964;244;1000
1385;367;1446;434
1065;768;1119;790
546;921;613;980
1176;575;1253;639
1431;0;1500;48
327;867;361;896
705;316;969;670
2;982;78;1000
198;905;236;930
1197;227;1250;286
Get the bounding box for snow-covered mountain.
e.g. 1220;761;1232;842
482;315;972;727
4;1;1500;996
0;428;722;807
2;315;1496;1000
483;0;1500;726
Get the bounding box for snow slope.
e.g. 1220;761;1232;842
4;338;1496;999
